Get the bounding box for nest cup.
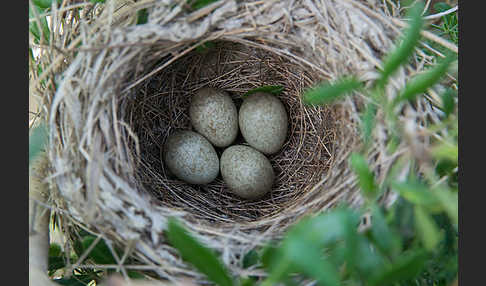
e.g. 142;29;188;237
46;0;424;280
128;40;340;222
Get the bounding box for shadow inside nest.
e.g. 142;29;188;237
124;41;339;224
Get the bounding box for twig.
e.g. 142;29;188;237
29;152;56;286
424;6;458;20
391;19;458;54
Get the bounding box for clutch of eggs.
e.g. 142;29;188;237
162;89;288;201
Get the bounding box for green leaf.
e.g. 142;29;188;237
137;8;149;25
284;238;341;286
29;123;48;164
349;153;377;200
368;250;428;286
397;54;456;103
414;206;441;251
33;0;62;9
303;77;361;106
290;208;359;247
73;238;85;259
29;5;50;43
377;2;424;87
29;14;41;43
434;2;452;13
49;243;63;257
368;206;401;258
391;181;441;211
353;236;386;278
262;209;358;286
243;85;284;97
386;135;400;154
81;236;117;265
362;103;377;146
388;198;416;250
441;88;456;118
127;270;145;279
435;158;458;189
49;257;67;273
191;0;219;10
90;0;106;3
260;244;279;271
243;249;259;269
239;277;256;286
29;48;35;61
434;3;458;44
166;218;233;286
291;208;359;265
431;143;458;163
260;247;290;285
195;41;216;53
434;189;458;227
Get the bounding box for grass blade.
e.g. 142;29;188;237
33;0;62;9
195;41;216;53
191;0;219;10
260;248;291;286
290;208;359;267
353;236;386;278
431;142;458;163
377;2;424;87
242;249;259;269
302;77;361;106
414;206;441;252
391;181;441;211
29;5;51;44
362;103;377;146
368;250;428;286
136;8;148;25
285;238;340;286
368;205;401;258
350;153;377;200
81;236;117;265
434;189;458;227
263;209;358;286
397;54;456;103
441;88;456;118
167;218;233;286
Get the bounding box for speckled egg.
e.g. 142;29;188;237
239;92;288;154
220;145;275;200
162;130;219;184
189;88;238;148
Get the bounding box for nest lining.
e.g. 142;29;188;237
125;41;339;224
43;0;443;280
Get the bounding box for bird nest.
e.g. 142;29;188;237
42;0;441;281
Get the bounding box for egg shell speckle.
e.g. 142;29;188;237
239;92;288;154
220;145;275;200
189;88;238;148
163;130;219;184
